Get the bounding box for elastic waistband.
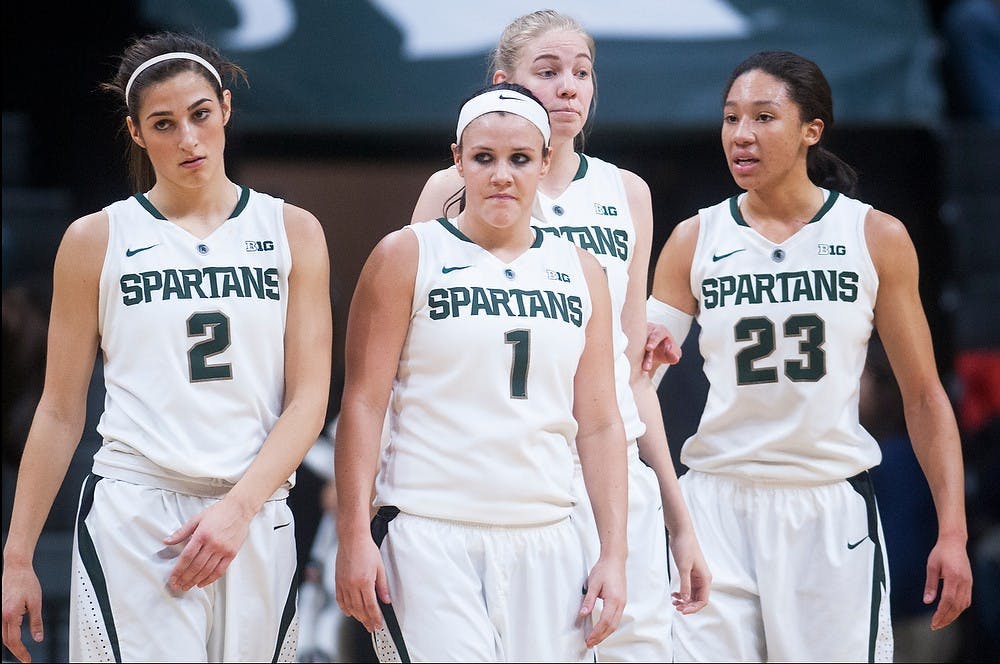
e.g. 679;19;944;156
91;462;290;500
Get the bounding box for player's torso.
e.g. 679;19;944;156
379;218;591;525
531;154;643;439
95;186;290;483
686;190;882;482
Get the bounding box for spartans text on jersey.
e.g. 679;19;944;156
428;286;584;327
702;269;859;309
120;266;281;305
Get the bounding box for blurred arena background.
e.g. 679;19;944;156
3;1;997;662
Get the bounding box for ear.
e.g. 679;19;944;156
803;118;824;147
539;147;552;178
492;70;508;85
126;116;146;149
221;89;232;126
451;143;462;175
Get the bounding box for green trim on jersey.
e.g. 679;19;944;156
133;185;250;221
729;190;841;228
573;153;589;181
437;217;544;248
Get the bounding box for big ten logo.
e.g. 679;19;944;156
546;269;571;283
817;244;846;255
594;203;618;216
245;240;275;252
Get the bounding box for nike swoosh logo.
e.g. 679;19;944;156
712;248;746;262
442;265;472;274
847;536;869;550
273;522;292;531
498;94;523;101
125;244;159;257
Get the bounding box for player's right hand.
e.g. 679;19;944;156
335;536;390;632
2;564;44;663
642;322;681;374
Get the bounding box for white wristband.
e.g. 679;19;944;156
646;295;693;388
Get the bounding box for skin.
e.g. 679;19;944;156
411;28;708;612
336;111;629;649
1;68;332;662
650;68;972;631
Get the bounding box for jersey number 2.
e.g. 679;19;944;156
734;314;825;385
187;311;233;382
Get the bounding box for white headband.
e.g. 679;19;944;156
456;89;551;147
125;52;223;106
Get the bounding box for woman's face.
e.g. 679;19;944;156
127;70;231;189
453;112;550;231
495;29;594;146
721;69;821;193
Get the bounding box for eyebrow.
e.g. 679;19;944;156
532;53;593;65
144;97;214;121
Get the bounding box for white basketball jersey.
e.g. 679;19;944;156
684;190;882;482
93;186;291;486
532;154;643;440
376;219;591;525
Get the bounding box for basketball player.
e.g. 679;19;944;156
409;11;708;661
645;50;973;661
335;83;628;662
1;32;332;662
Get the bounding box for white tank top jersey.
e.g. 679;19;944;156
684;190;882;482
532;153;644;441
376;219;592;526
92;186;292;488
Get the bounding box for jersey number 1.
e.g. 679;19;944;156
505;329;530;399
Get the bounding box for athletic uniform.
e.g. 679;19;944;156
71;186;299;662
672;189;893;662
372;218;593;662
533;154;672;662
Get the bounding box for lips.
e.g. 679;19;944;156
180;156;206;168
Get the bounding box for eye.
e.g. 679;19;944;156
574;69;590;80
723;113;738;123
757;113;774;122
153;119;172;131
473;152;494;164
536;68;555;79
510;153;531;165
193;108;211;121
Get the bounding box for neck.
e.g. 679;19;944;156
457;211;535;263
742;178;823;227
147;173;237;221
538;137;579;196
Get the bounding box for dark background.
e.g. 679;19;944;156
3;1;997;662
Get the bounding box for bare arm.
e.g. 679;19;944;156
410;166;464;224
573;249;629;648
335;228;418;632
2;212;107;662
166;203;333;591
866;208;972;630
619;173;709;612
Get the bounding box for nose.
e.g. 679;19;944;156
491;158;513;185
178;120;199;151
732;117;754;144
557;72;577;98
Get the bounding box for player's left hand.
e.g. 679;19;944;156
164;498;253;591
923;535;972;630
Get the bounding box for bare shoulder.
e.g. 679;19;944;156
282;202;326;242
617;167;651;198
659;213;701;264
412;166;463;224
575;245;608;284
59;210;109;265
366;227;419;273
863;207;917;272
